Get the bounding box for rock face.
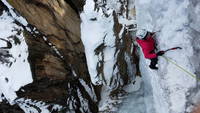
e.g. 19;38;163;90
5;0;98;112
8;0;85;78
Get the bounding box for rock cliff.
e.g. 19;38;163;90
0;0;138;112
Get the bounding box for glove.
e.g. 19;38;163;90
156;51;165;56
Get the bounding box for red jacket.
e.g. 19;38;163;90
136;34;157;59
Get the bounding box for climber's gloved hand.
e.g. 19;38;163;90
156;51;165;56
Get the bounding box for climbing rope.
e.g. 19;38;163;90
161;56;200;81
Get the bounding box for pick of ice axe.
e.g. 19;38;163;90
164;47;182;53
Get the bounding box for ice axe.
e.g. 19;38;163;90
164;47;182;53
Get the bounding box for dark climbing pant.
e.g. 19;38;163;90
149;57;158;68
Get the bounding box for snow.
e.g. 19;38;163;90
81;0;136;87
80;0;104;85
0;8;32;104
79;78;97;102
98;86;123;112
2;0;28;26
118;77;146;113
80;0;118;85
118;17;136;26
0;40;7;48
16;98;63;113
77;88;91;113
103;47;116;84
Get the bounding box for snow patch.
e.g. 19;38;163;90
80;0;117;85
2;0;28;26
16;98;63;113
0;8;32;104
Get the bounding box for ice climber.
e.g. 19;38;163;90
136;29;164;70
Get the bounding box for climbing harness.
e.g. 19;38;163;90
162;56;200;81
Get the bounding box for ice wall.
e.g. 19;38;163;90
135;0;200;113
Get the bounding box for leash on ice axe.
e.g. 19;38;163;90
161;47;200;81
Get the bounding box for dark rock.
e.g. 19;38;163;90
0;101;24;113
0;1;8;15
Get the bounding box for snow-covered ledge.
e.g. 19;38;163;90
135;0;200;113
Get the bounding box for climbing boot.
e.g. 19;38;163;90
149;65;158;70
